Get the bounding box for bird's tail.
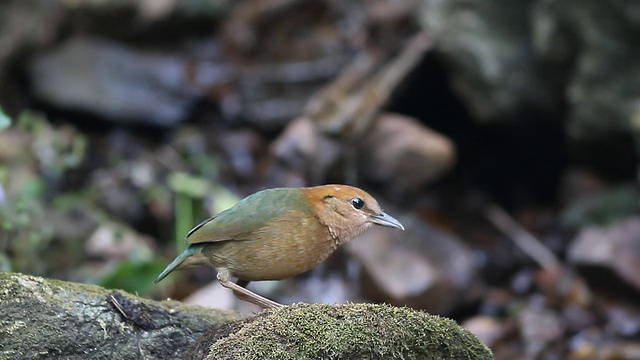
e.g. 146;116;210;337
154;244;205;283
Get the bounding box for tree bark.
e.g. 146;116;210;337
0;272;240;359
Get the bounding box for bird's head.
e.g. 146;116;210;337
304;184;404;244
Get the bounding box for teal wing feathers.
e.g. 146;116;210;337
185;188;310;244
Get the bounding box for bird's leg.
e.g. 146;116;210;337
232;279;255;303
231;279;285;309
233;279;251;298
216;270;283;309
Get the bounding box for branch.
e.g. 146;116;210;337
485;204;561;270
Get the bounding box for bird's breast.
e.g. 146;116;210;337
204;209;338;281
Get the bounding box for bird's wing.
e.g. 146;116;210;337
185;188;309;244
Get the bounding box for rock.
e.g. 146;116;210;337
462;316;506;348
190;303;493;360
272;114;455;190
1;275;491;359
417;0;640;172
570;328;640;360
518;302;565;358
360;113;456;194
85;221;155;262
90;160;151;223
0;1;58;69
602;300;640;337
217;129;265;180
418;0;555;121
49;204;100;245
533;0;640;142
221;0;356;129
59;0;231;21
568;216;640;294
346;214;480;314
570;335;640;360
533;0;640;178
270;116;342;180
29;36;230;126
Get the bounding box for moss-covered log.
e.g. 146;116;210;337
1;272;492;359
0;272;240;359
190;303;493;360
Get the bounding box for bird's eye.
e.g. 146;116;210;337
351;197;364;209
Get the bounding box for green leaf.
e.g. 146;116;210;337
0;252;12;272
210;184;240;214
100;259;168;294
0;108;11;130
168;171;210;198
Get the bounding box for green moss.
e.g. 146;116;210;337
0;272;241;359
1;273;493;359
205;303;493;360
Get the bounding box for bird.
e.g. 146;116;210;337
155;184;404;308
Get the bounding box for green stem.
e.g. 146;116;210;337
175;193;192;252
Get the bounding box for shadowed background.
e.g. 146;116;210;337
0;1;639;359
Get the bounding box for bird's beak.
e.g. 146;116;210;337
369;212;404;230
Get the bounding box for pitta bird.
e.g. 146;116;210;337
155;184;404;308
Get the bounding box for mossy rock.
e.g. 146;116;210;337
190;303;493;360
0;272;240;359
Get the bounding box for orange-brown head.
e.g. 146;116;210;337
303;184;404;245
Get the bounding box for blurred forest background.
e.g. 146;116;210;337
1;0;639;358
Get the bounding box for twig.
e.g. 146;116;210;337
485;204;561;270
305;32;433;137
